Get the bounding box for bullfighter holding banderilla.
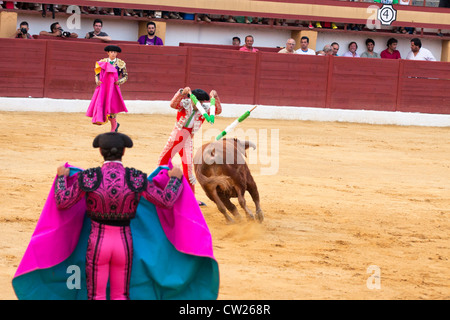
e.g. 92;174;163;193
158;87;222;205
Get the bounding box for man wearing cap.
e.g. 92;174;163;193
54;132;184;300
86;45;128;132
158;87;222;205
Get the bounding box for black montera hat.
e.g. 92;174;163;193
93;132;133;149
191;89;210;101
104;45;122;53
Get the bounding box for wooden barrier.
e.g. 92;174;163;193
257;53;329;108
1;38;450;115
398;59;450;114
123;45;188;100
327;57;400;112
186;47;257;105
1;39;47;98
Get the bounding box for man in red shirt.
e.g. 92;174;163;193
380;38;401;59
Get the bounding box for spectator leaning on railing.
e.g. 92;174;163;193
85;19;111;42
39;22;79;38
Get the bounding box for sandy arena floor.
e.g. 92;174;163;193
0;111;449;300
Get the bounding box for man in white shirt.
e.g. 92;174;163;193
406;38;436;61
278;38;297;54
295;36;315;55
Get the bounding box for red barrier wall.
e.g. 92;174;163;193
398;60;450;114
327;57;400;112
186;47;257;105
2;39;47;98
257;53;329;108
1;38;450;115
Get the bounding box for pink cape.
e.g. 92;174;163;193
14;163;217;279
86;61;128;125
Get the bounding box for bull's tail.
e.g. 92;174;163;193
194;164;233;192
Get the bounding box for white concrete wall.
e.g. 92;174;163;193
166;23;291;48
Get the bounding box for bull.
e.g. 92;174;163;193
193;138;264;223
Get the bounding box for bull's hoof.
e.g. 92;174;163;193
246;213;255;221
225;218;237;225
256;209;264;223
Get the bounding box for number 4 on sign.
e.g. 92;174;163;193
377;4;397;26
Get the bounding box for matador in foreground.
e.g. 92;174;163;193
54;132;183;299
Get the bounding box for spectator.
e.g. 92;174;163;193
144;10;155;18
323;44;333;56
221;15;236;23
239;35;259;52
162;11;183;19
316;50;325;56
315;22;337;29
406;38;436;61
396;26;416;35
235;16;260;24
197;14;211;22
41;4;55;18
138;21;164;46
85;19;111;42
278;38;297;54
95;7;110;15
380;38;401;59
2;2;15;9
16;3;39;10
349;24;363;31
439;0;450;7
331;42;340;56
295;36;315;55
39;22;78;38
13;21;33;39
274;19;287;26
360;38;380;58
232;36;241;46
342;41;360;57
393;1;416;35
